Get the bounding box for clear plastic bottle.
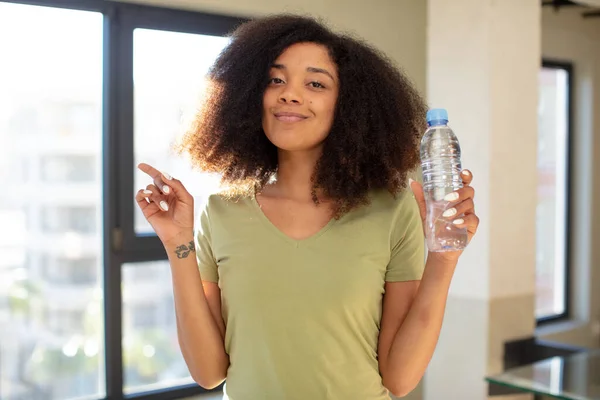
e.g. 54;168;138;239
420;108;468;252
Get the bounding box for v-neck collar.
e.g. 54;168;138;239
250;192;337;248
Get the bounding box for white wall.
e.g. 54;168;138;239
537;6;600;349
426;1;540;398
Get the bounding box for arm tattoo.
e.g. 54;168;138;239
174;240;195;259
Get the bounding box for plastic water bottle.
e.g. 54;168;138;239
420;108;468;252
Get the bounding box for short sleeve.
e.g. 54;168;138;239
385;192;426;282
195;200;219;283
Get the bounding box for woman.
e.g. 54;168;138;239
135;14;479;400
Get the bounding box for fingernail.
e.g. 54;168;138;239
162;172;173;180
143;190;152;195
444;192;459;202
408;178;414;185
453;218;464;225
443;208;457;218
159;201;169;211
462;170;470;176
163;185;170;194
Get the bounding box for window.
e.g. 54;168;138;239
122;262;192;394
43;257;98;285
130;304;159;328
0;1;243;400
535;60;572;322
41;155;97;182
41;206;97;233
0;3;104;400
133;28;228;235
45;309;87;335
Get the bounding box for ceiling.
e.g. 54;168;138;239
542;0;600;17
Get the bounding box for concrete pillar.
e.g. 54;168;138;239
424;0;540;398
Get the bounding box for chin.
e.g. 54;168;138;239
264;128;318;152
268;138;319;152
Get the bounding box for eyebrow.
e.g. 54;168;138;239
271;64;336;82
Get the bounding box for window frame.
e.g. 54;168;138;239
1;1;247;399
113;2;245;262
535;59;574;326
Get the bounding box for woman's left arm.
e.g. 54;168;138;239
379;170;480;397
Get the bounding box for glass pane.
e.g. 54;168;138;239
122;261;193;393
133;29;229;235
0;3;105;400
486;350;600;399
535;66;569;319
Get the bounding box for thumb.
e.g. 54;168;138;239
409;178;426;222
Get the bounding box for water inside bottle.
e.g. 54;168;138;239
424;191;468;252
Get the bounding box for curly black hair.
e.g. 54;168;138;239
177;14;427;218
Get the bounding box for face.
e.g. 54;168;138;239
262;42;339;153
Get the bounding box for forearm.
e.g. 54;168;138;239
165;233;229;389
384;253;457;395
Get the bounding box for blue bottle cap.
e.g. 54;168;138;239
426;108;449;124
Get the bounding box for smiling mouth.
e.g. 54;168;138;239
274;112;308;122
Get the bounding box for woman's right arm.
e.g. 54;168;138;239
164;234;229;389
134;162;228;389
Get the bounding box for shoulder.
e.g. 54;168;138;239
196;191;253;238
200;190;254;220
358;188;422;244
365;188;418;221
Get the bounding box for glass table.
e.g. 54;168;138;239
486;351;600;399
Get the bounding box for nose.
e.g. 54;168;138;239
278;84;303;105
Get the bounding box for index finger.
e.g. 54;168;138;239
138;162;161;179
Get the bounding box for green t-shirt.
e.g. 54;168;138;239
195;188;425;400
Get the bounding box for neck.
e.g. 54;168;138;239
273;148;324;202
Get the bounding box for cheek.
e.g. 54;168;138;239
262;91;273;112
313;96;337;124
263;87;282;108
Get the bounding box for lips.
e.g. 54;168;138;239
274;111;308;122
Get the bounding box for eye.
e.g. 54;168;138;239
269;77;284;84
309;81;325;89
